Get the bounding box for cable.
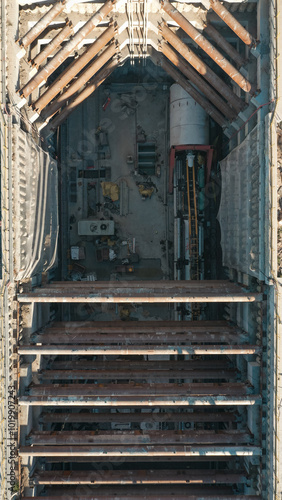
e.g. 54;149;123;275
227;99;275;143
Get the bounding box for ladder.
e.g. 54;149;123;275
186;156;200;319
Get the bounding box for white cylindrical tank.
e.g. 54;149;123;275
170;84;209;147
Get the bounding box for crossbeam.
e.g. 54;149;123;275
18;344;261;355
19;444;262;457
39;410;238;423
31;468;247;485
27;429;252;446
17;280;262;303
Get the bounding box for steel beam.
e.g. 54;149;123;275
18;344;261;355
27;382;253;397
31;468;247;485
33;331;247;344
48;360;234;370
18;0;66;48
39;368;238;380
22;486;234;495
31;22;74;68
33;24;116;112
161;43;237;121
46;57;119;128
28;429;252;445
19;444;262;457
38;319;240;333
158;23;245;113
22;496;260;500
203;22;245;67
39;411;237;424
17;280;263;303
43;456;239;463
19;395;262;407
18;0;115;98
210;0;256;46
161;0;253;93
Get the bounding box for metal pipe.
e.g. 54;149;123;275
18;0;66;48
19;0;116;98
152;52;228;127
43;47;118;125
210;0;256;47
31;468;247;484
19;444;262;456
28;430;251;445
158;22;244;113
30;22;74;68
33;25;116;112
48;57;118;128
39;411;237;423
161;0;253;93
161;43;236;121
18;345;261;355
39;368;238;379
204;22;245;67
19;395;262;406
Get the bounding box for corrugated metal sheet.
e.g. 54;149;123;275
13;124;58;279
218;124;263;278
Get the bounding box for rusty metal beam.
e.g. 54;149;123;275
39;411;238;424
19;444;262;457
22;496;260;500
18;0;66;49
38;319;240;333
161;43;236;121
161;0;253;93
210;0;256;47
33;331;247;344
158;22;245;113
48;57;119;129
39;368;238;380
24;487;234;494
49;359;234;370
34;321;246;343
18;0;115;98
32;24;116;113
18;344;261;355
31;468;247;485
42;41;117;117
44;281;249;289
28;429;252;446
37;320;240;332
30;22;74;68
22;494;260;500
27;382;253;397
17;280;263;303
42;456;239;463
203;22;245;68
